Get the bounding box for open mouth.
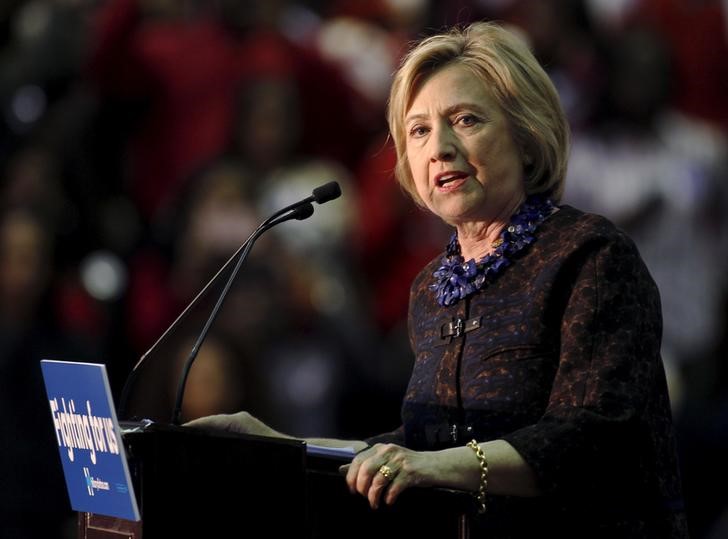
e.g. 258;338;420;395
436;172;468;188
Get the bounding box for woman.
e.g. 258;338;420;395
187;22;688;537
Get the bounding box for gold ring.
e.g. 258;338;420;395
378;464;394;481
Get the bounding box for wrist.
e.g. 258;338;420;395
466;440;488;514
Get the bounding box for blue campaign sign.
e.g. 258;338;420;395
40;360;140;521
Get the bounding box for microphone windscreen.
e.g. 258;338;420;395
312;181;341;204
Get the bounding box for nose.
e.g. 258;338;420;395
430;125;457;162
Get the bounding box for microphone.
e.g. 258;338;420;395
311;181;342;204
261;180;340;226
117;181;342;424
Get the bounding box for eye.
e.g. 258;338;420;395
455;114;480;127
408;124;430;138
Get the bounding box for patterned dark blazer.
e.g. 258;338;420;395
369;206;688;538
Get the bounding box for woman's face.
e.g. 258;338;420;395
405;64;525;227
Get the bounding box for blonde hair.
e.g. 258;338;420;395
388;22;570;204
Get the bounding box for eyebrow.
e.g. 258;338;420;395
405;103;489;124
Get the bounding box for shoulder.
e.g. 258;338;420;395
548;205;630;244
546;205;660;305
543;205;647;267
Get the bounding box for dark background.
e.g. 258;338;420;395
1;0;726;537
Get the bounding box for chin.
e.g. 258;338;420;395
434;201;483;226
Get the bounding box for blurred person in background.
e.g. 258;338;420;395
87;0;370;226
632;0;728;134
171;331;247;421
0;207;84;538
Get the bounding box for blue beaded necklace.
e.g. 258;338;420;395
430;195;556;306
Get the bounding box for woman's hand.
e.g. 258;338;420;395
184;411;282;438
341;443;454;510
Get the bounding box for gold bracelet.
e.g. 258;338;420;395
466;439;488;514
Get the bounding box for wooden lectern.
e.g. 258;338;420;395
77;423;472;538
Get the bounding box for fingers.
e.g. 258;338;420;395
368;465;398;509
344;455;362;494
367;471;391;509
345;444;384;495
383;474;405;506
355;457;383;495
344;444;408;510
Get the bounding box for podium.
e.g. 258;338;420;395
77;423;472;538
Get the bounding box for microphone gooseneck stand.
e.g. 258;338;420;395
116;181;342;424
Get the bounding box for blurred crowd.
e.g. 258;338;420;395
1;0;727;537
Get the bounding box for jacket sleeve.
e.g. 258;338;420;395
501;233;666;497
